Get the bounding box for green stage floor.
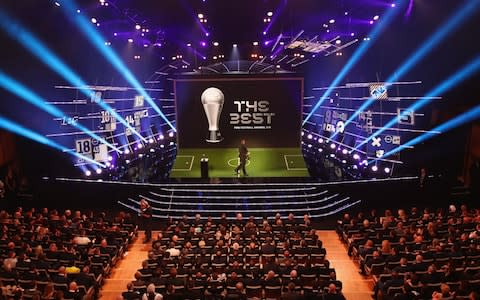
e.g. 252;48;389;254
171;148;309;178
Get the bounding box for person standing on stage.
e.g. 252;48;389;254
235;139;249;176
140;199;152;243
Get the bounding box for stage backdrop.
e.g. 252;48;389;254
174;76;303;149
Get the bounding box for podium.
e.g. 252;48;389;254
200;157;209;179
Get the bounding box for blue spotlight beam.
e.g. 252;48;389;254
0;116;104;167
356;55;480;150
60;1;176;132
0;70;122;153
0;9;146;142
380;104;480;159
302;0;406;126
342;0;480;141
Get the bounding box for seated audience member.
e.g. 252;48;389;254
142;283;163;300
324;283;346;300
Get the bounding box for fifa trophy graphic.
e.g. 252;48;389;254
201;87;224;143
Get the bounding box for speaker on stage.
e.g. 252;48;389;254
200;157;209;179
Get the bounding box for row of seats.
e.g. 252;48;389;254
123;213;347;300
337;204;480;300
0;208;137;299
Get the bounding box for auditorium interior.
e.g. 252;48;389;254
0;1;479;299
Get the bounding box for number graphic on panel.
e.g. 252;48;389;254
101;111;111;124
76;139;92;154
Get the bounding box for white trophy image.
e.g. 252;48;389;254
201;87;224;143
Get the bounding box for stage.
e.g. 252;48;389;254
171;147;309;178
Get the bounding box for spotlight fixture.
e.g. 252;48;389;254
148;138;154;144
329;19;335;24
107;156;113;161
128;38;133;43
353;153;360;160
124;149;130;154
91;17;97;24
85;170;92;177
267;11;273;17
213;42;219;46
233;44;238;47
384;167;391;173
373;15;380;21
135;24;141;30
198;13;204;19
168;131;174;138
330;143;336;149
371;165;378;172
253;41;259;46
96;168;102;174
342;149;348;155
307;134;313;139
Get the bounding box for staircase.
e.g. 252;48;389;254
118;182;361;219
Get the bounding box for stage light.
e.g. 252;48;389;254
253;41;259;46
128;38;133;43
373;15;380;21
205;32;210;37
113;32;117;36
233;44;238;48
353;165;358;170
76;9;81;13
169;142;174;146
213;42;219;46
342;149;348;155
267;11;273;17
108;155;113;161
353;153;360;160
318;148;323;153
104;41;111;46
105;161;111;167
135;24;141;30
330;143;336;149
384;167;391;173
85;170;92;176
150;148;155;153
336;40;341;45
159;134;165;140
138;154;143;158
198;13;204;19
391;3;396;7
372;165;378;172
148;138;154;144
137;143;143;149
308;144;312;148
330;154;335;158
361;160;368;166
168;131;174;137
0;71;122;153
307;134;313;139
160;144;165;149
125;159;130;164
369;20;374;25
344;12;349;16
0;116;104;167
263;31;267;36
91;17;97;24
143;44;148;48
124;149;130;154
55;2;60;7
303;1;405;126
340;1;480;143
59;2;175;132
350;32;355;37
329;19;335;24
318;138;324;143
342;160;347;164
186;43;192;47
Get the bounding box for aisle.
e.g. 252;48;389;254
318;230;373;300
99;231;152;300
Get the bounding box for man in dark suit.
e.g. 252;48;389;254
235;139;249;176
139;199;152;243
